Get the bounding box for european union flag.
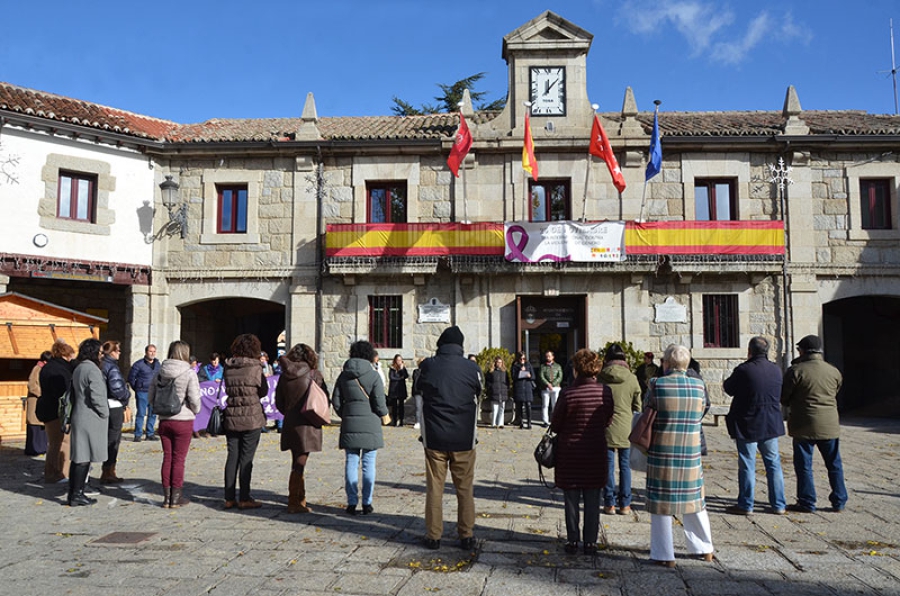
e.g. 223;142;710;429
645;111;662;181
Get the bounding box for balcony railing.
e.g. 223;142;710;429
325;221;785;259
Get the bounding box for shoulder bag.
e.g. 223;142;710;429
206;382;224;436
533;428;557;489
628;405;657;454
300;377;331;426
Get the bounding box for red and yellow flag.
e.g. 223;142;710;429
522;113;538;181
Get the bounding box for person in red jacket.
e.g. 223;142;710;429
550;348;614;556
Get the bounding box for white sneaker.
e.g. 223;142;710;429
413;422;420;430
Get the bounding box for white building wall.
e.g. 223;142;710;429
0;126;153;266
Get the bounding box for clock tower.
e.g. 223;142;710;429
496;11;594;135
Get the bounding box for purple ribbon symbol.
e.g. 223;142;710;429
505;225;571;263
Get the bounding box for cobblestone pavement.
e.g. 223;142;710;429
1;415;899;596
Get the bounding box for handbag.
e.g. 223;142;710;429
206;405;224;436
628;405;657;453
533;429;557;489
205;382;224;436
300;378;330;426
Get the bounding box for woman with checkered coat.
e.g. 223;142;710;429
645;344;715;567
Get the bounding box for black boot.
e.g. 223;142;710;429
68;463;96;507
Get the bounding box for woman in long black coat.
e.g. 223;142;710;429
510;351;536;429
387;354;409;426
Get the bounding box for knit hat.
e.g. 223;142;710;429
437;325;464;347
797;335;822;353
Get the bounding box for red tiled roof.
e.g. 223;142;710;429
3;81;900;144
0;82;176;140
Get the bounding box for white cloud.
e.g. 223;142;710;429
617;1;812;64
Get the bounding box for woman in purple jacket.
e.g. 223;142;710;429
550;348;614;556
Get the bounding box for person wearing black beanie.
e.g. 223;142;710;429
417;326;482;551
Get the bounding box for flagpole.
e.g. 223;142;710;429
582;103;600;222
457;103;469;223
462;158;468;223
639;100;662;222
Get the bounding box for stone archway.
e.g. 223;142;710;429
179;297;285;364
823;296;900;416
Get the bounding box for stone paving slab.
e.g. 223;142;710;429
2;416;900;595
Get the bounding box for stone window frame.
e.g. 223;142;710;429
200;169;261;244
682;153;751;221
847;163;900;241
352;157;419;223
366;181;408;223
690;288;749;360
39;153;114;235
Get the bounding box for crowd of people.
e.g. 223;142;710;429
21;328;846;567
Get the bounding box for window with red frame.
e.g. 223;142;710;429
58;171;97;222
529;180;569;222
702;294;739;348
369;295;402;348
860;179;892;229
367;182;407;223
695;178;737;220
217;185;248;233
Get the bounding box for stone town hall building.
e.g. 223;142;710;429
1;11;899;413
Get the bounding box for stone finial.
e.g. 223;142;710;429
460;89;474;117
301;92;318;121
783;85;802;117
297;92;321;140
782;85;809;135
621;87;638;117
619;86;645;138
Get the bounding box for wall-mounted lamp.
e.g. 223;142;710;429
153;175;188;240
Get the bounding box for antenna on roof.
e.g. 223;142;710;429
877;18;899;115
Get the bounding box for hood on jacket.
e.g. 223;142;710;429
599;360;632;384
342;357;377;380
158;359;194;381
278;357;311;380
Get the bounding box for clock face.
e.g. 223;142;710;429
530;66;566;116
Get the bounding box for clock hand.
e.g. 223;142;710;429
545;79;557;94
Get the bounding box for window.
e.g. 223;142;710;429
217;185;248;233
860;179;892;229
702;294;739;348
695;179;737;221
367;182;407;223
369;296;402;348
529;180;570;222
57;171;96;222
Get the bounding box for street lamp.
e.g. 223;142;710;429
156;175;187;239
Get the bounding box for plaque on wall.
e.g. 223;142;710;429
654;296;687;323
418;298;451;323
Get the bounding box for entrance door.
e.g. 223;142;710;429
516;295;586;374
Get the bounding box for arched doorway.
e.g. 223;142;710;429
823;296;900;416
179;298;285;364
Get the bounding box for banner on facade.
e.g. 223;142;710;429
504;221;626;263
193;376;284;432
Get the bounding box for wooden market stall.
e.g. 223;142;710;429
0;293;105;442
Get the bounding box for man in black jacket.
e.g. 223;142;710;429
417;326;482;551
723;336;786;515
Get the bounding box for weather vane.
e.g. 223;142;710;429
768;157;793;191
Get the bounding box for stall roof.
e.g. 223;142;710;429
0;293;106;358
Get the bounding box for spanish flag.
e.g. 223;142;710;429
522;113;538;181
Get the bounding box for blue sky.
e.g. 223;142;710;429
3;1;898;123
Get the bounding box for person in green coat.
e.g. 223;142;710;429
598;344;642;515
539;351;563;426
331;340;389;515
